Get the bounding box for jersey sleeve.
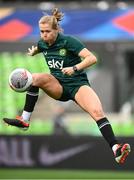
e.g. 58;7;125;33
66;36;85;55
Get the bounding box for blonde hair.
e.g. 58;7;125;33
39;8;64;30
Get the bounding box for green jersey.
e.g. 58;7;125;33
37;33;88;83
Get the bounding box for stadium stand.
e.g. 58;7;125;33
0;1;134;136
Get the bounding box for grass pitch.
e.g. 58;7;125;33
0;169;134;179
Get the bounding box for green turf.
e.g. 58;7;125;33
0;169;134;179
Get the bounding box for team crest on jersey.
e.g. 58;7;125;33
59;49;66;56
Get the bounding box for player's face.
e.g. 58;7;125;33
39;23;58;45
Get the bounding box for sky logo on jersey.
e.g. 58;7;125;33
59;49;67;56
48;59;64;69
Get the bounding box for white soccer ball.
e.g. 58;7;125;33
9;68;33;92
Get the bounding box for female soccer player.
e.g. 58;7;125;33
3;8;131;164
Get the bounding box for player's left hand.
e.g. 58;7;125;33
62;67;74;76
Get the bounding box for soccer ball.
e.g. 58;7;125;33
9;68;33;92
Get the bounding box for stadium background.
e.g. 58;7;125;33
0;0;134;179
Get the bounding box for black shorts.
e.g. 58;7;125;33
56;77;90;102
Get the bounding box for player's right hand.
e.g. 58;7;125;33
27;46;37;56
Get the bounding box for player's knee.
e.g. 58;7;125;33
91;108;105;120
32;73;50;87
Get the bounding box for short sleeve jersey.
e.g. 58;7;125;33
37;33;87;83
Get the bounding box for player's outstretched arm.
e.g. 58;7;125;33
27;46;39;56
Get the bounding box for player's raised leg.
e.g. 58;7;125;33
3;73;63;129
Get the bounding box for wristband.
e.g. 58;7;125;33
73;65;78;72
